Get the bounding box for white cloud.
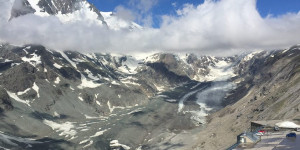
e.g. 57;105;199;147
114;5;135;21
0;0;300;56
176;3;195;16
129;0;158;13
127;0;158;27
171;2;177;8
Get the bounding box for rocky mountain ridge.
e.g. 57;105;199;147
2;0;300;149
9;0;142;30
0;43;299;149
192;45;300;150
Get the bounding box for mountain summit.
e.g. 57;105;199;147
1;0;300;150
10;0;142;30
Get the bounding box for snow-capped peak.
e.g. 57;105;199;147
101;12;143;31
11;0;143;31
25;0;105;26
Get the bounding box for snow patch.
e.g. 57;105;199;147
32;82;40;98
79;139;89;144
53;63;63;69
78;96;83;102
165;99;177;103
111;81;120;85
79;128;109;148
95;93;99;99
53;111;60;117
21;53;41;67
7;91;30;107
59;51;77;69
128;108;143;115
27;0;49;17
243;51;263;61
54;77;61;84
120;77;140;86
84;69;99;80
107;101;125;113
72;58;85;63
83;140;93;148
84;115;104;119
154;84;165;92
43;120;77;138
4;59;13;62
85;53;97;59
110;140;131;150
22;49;29;54
144;53;160;63
78;74;102;89
191;83;201;90
17;88;31;96
117;56;141;74
90;129;108;138
96;101;101;106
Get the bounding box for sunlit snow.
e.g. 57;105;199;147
43;120;77;138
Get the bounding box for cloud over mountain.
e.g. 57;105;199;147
0;0;300;56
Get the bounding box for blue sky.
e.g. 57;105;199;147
1;0;300;55
88;0;300;28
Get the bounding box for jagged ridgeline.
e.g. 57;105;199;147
10;0;142;30
1;0;300;149
1;43;300;149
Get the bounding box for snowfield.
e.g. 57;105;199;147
43;120;77;138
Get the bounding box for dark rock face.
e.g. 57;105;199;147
82;92;94;104
0;87;13;112
0;63;36;92
144;62;191;84
58;67;80;81
37;0;81;15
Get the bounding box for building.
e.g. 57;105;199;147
251;120;300;132
251;120;281;132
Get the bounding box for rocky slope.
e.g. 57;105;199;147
0;43;299;149
190;45;300;150
0;42;299;149
0;43;239;149
2;0;300;149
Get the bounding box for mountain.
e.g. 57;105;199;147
101;12;143;31
192;46;300;150
2;0;300;149
0;43;234;149
0;42;299;149
9;0;142;30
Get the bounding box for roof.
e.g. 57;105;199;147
251;120;300;128
251;120;284;127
